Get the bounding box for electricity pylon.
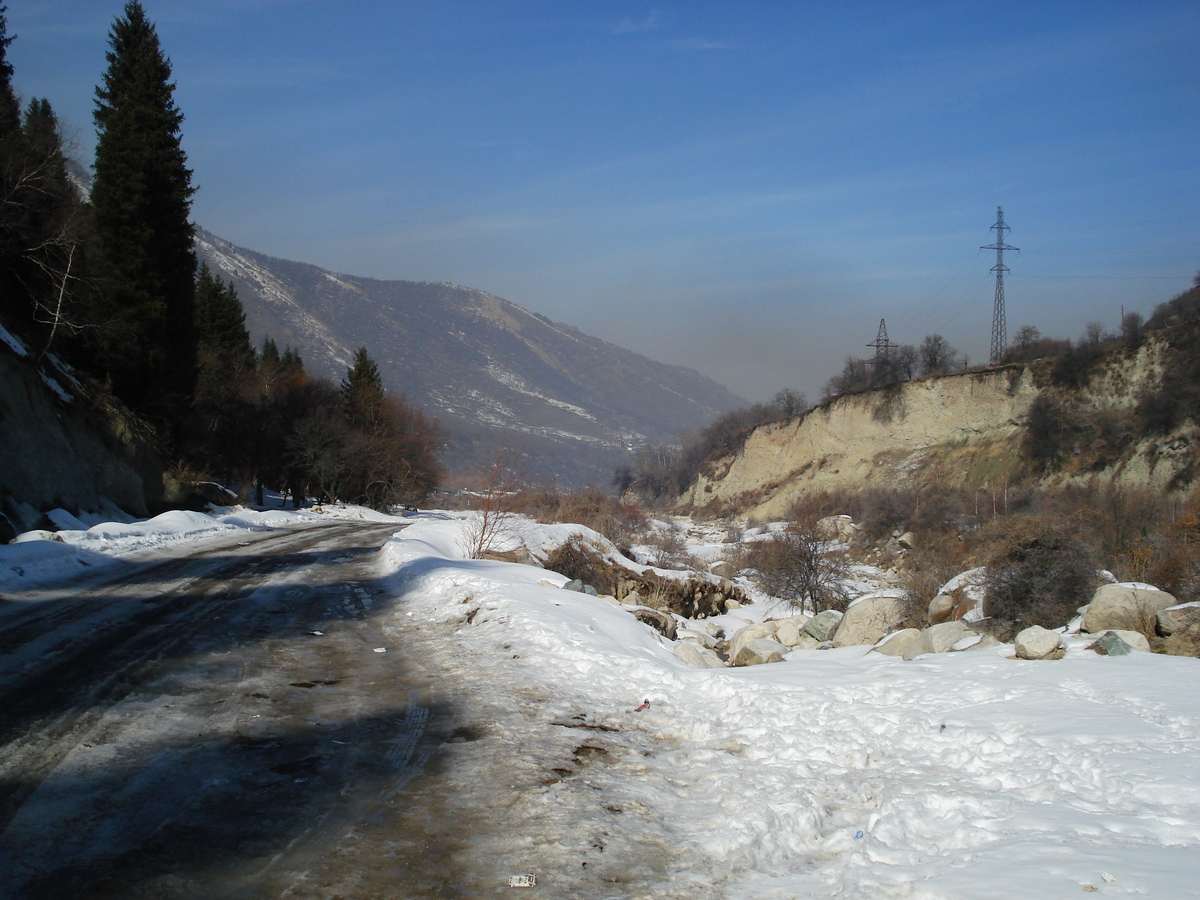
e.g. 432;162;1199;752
981;206;1018;365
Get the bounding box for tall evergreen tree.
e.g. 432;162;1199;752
0;13;82;342
91;0;197;418
0;6;19;135
260;335;280;364
342;346;384;428
194;263;253;370
0;6;30;319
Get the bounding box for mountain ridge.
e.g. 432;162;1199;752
195;228;745;485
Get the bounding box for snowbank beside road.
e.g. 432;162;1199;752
379;514;1200;899
0;502;406;592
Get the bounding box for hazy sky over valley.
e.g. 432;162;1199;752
9;1;1199;403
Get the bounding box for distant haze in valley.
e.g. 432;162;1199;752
9;1;1199;403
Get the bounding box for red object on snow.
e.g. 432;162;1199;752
634;699;650;712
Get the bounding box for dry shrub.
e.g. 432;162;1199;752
899;540;974;627
641;525;703;572
982;516;1097;629
1151;488;1200;601
517;485;647;551
847;487;985;543
544;535;617;594
744;521;850;612
782;490;852;525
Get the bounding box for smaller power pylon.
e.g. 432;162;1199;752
981;206;1018;365
867;318;893;359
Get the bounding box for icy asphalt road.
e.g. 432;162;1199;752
0;520;476;899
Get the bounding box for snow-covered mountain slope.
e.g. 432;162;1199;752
196;229;745;485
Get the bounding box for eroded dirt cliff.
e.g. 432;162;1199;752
680;341;1196;520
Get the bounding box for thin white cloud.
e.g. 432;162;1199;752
671;37;736;51
613;10;660;35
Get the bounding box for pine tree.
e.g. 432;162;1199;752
342;346;384;428
91;0;197;418
259;335;280;365
0;13;82;342
194;263;253;371
0;5;19;135
279;345;304;373
0;6;31;320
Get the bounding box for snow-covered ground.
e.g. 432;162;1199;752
0;500;401;592
5;506;1199;897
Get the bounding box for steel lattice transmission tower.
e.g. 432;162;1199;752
867;318;893;359
981;206;1018;365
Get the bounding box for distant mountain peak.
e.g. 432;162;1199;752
195;227;745;485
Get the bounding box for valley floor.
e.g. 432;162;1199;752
2;507;1198;898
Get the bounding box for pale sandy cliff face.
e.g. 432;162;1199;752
683;369;1037;520
681;344;1197;521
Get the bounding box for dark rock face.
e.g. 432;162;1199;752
0;344;163;533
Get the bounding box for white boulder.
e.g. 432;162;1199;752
1014;625;1064;660
832;591;909;648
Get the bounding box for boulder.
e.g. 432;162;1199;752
674;642;726;669
15;529;64;543
963;617;1015;643
816;515;860;543
831;592;909;648
873;628;921;657
1157;623;1200;658
733;637;788;666
678;628;720;650
773;617;811;648
632;608;677;640
793;635;821;650
896;531;917;551
801;609;843;643
1095;629;1149;652
1083;583;1176;637
927;589;977;626
194;481;239;506
1090;631;1133;657
728;623;776;660
957;633;1002;652
709;560;736;579
1014;625;1064;660
930;568;987;623
1157;602;1200;637
906;621;976;658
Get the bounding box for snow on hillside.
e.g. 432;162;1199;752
4;508;1198;897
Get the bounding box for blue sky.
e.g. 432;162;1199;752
8;1;1199;403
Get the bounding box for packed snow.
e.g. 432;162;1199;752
4;505;1199;897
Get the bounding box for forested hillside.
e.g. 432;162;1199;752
195;229;745;486
0;2;440;531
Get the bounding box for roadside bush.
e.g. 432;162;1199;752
744;520;850;611
519;484;646;550
982;516;1097;629
641;524;703;571
544;535;616;594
